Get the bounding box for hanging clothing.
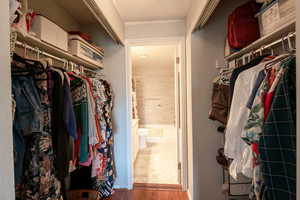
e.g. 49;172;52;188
20;64;63;200
243;77;268;144
82;76;102;146
90;78;108;178
69;78;116;199
70;75;90;164
50;70;73;183
259;58;296;200
229;56;266;101
11;55;63;200
225;61;266;179
12;73;43;186
63;76;78;140
264;67;286;118
209;82;230;125
11;53;116;199
243;76;269;200
242;56;296;200
246;70;266;109
225;53;290;179
91;79;116;199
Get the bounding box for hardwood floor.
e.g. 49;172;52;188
106;185;188;200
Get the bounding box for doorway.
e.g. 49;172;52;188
131;45;178;185
125;37;188;190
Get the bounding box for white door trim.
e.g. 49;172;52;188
0;1;15;199
174;44;181;184
125;37;188;190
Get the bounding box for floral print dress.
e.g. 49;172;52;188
91;79;116;198
242;77;269;200
242;65;286;200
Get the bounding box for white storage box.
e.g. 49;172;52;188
256;0;295;37
68;35;104;67
31;15;68;51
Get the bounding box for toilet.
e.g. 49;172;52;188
138;128;149;149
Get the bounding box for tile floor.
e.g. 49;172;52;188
134;126;179;184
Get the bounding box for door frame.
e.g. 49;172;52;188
0;0;15;199
125;37;188;190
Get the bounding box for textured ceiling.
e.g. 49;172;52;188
113;0;192;22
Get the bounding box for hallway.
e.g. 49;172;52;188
134;127;178;184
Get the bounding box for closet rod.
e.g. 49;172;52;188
16;41;66;63
15;40;98;72
235;32;296;61
83;67;101;73
252;32;296;55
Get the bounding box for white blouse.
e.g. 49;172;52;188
225;63;265;179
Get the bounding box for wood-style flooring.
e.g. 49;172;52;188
106;184;188;200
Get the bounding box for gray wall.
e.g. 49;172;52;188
0;1;15;199
125;20;186;39
101;40;128;188
188;0;248;199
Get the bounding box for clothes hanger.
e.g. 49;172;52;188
13;43;35;67
242;54;246;65
68;62;83;80
33;48;48;69
44;54;65;83
277;36;296;66
12;47;38;75
73;63;81;75
62;59;72;74
263;33;295;70
287;32;296;55
270;48;274;56
63;59;68;71
264;53;291;71
244;52;252;63
264;34;296;69
11;40;25;64
38;49;53;67
61;59;72;85
259;46;264;56
24;43;28;59
280;35;294;55
19;45;46;71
